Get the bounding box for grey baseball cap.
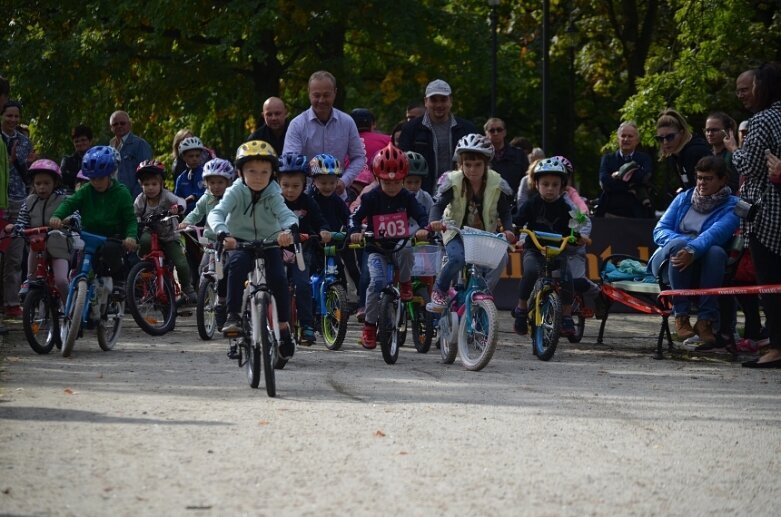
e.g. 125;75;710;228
425;79;452;98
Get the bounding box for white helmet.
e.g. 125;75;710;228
178;136;205;156
453;133;494;161
202;158;235;181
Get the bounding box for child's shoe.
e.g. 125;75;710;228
227;342;239;360
221;313;242;336
215;303;227;330
361;323;377;349
512;307;528;335
399;281;413;301
426;289;448;313
355;307;366;323
301;324;316;345
181;287;197;306
4;305;22;319
18;280;30;299
279;328;295;360
561;316;576;336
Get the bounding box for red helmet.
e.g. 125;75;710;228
136;159;166;180
372;143;409;181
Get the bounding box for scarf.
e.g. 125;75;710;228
691;185;731;213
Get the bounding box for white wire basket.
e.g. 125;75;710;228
412;245;443;276
461;227;508;269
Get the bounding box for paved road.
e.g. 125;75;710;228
1;311;780;516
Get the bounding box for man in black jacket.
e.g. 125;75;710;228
246;96;290;155
398;79;477;194
60;124;92;192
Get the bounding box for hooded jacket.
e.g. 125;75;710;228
52;178;137;239
208;180;297;242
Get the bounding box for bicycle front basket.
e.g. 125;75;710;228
461;227;508;269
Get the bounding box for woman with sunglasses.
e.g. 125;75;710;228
656;109;711;198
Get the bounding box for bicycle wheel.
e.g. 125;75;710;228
258;294;277;397
61;279;87;357
410;301;434;354
530;288;562;361
97;299;124;351
321;284;349;351
567;295;586;344
377;295;400;365
457;298;498;371
196;277;217;340
22;288;59;354
243;304;261;389
126;260;177;336
439;311;458;364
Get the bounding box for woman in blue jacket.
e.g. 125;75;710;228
648;155;739;345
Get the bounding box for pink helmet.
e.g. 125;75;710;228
29;159;63;179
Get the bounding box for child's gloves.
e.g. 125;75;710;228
320;230;332;244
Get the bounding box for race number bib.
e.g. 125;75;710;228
372;212;410;238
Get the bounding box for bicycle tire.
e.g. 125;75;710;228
531;289;562;361
126;261;177;336
97;299;123;351
439;311;458;364
22;288;59;354
196;278;217;340
377;295;400;364
243;305;261;389
457;298;498;371
322;284;349;351
259;294;277;397
410;301;434;354
62;279;87;357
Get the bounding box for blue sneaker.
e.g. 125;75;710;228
301;325;316;344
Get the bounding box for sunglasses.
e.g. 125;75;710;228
487;127;505;133
654;133;678;143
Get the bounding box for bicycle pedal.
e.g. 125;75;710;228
223;330;243;338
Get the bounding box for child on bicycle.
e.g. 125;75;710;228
50;146;138;291
134;159;196;304
174;136;206;214
309;154;362;313
403;151;434;219
348;143;429;348
277;152;332;344
426;134;515;313
207;140;298;360
511;157;592;336
6;159;70;300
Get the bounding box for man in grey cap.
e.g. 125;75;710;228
398;79;477;194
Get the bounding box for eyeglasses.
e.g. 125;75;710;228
654;133;678;143
487;127;505;134
696;175;716;182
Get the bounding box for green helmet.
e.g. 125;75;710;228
404;151;428;177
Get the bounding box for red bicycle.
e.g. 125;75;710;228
21;226;68;354
126;209;180;335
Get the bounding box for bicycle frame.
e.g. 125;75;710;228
138;219;178;304
243;252;280;346
519;229;571;329
24;227;59;294
64;231;109;326
311;238;345;317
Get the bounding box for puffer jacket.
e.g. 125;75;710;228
208;180;297;242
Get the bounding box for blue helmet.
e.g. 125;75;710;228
309;153;342;176
278;153;310;175
81;145;119;179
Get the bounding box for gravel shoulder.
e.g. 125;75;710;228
1;312;780;516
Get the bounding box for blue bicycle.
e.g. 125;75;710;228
307;232;349;350
60;231;124;357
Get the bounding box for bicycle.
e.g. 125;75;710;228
60;231;125;357
220;229;305;396
126;209;180;336
350;232;409;365
187;227;224;341
430;226;506;371
406;241;441;354
517;228;574;361
307;232;350;351
20;226;68;354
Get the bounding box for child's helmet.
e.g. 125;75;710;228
202;158;235;181
136;159;166;181
278;153;310;176
28;159;62;180
309;154;341;176
81;145;118;178
404;151;428;177
550;155;574;176
453;133;494;161
76;169;88;181
235;140;277;170
178;136;205;156
532;157;568;185
372;143;409;180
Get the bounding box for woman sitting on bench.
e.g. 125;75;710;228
648;155;739;345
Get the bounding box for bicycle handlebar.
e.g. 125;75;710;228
518;228;571;257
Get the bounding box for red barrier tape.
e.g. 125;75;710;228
601;283;670;316
659;284;781;302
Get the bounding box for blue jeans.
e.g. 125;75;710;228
434;237;507;293
664;238;727;322
365;247;413;324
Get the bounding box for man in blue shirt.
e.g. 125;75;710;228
109;110;153;197
283;71;365;199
